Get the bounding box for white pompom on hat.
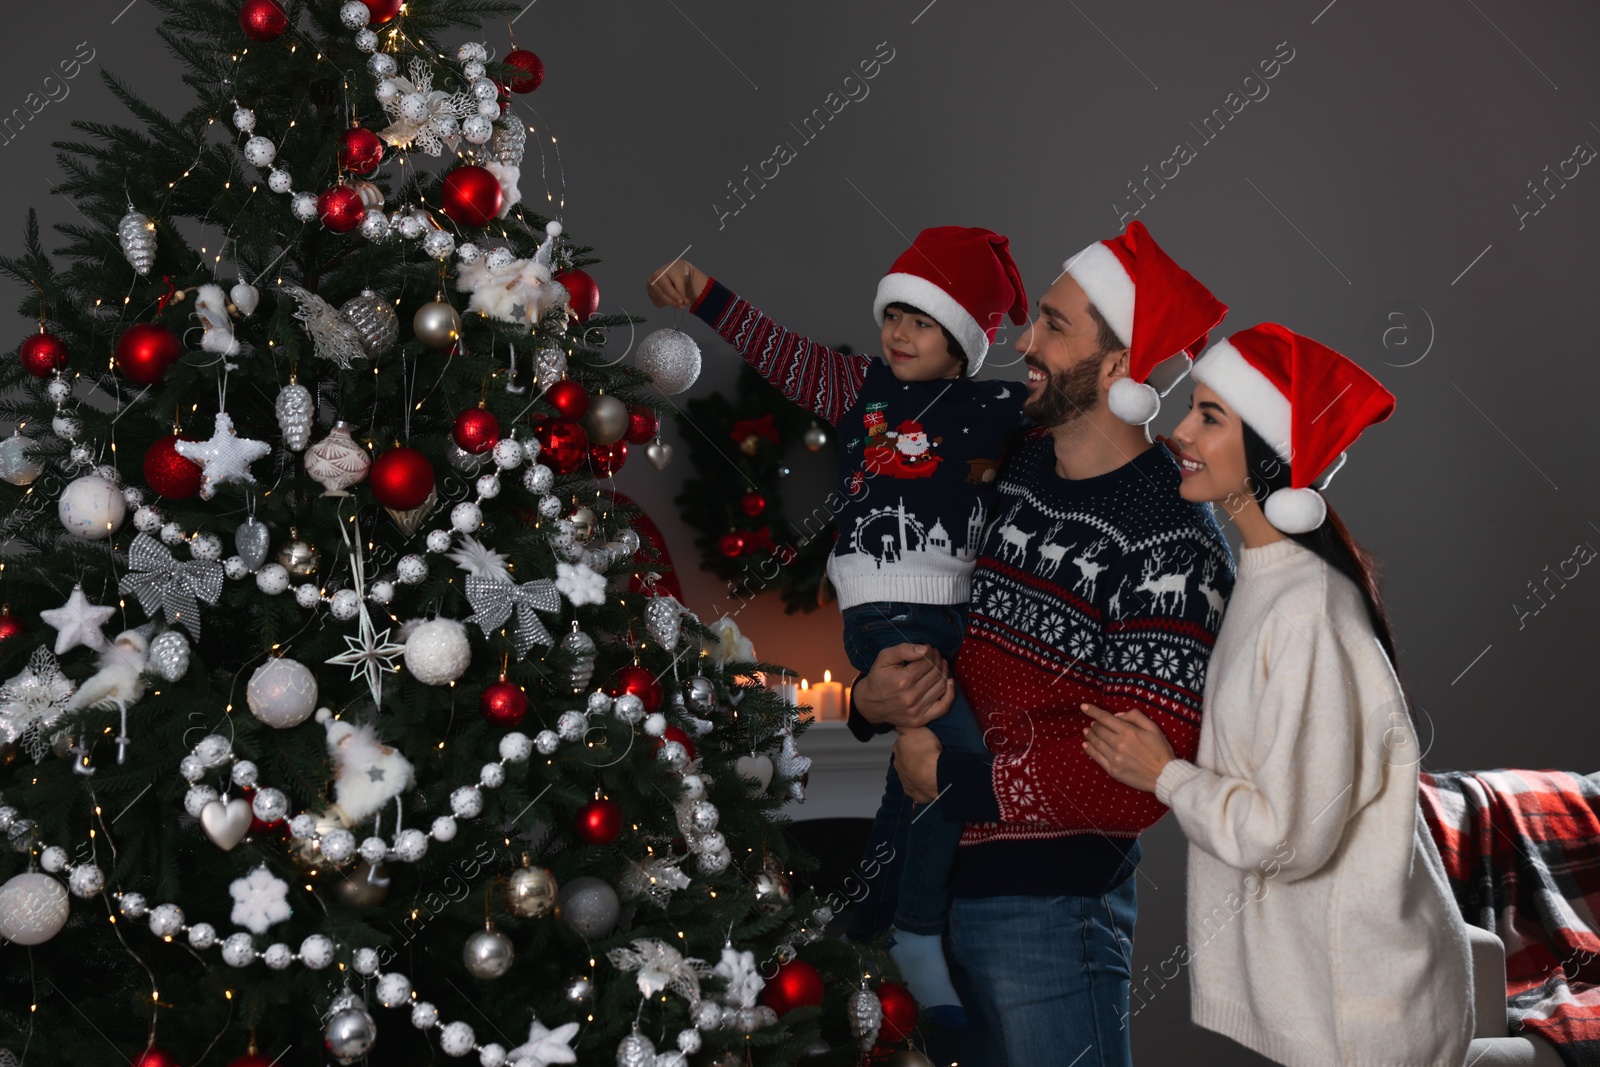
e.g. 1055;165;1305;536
1189;324;1396;534
1062;220;1228;425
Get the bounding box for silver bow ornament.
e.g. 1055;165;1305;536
463;575;560;658
118;533;224;639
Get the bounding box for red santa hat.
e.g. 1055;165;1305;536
894;420;924;435
1189;323;1396;534
874;226;1029;375
1062;221;1228;425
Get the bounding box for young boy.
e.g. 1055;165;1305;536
647;227;1030;1024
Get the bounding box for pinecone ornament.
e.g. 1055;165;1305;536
847;982;883;1050
560;624;596;693
645;594;683;653
275;380;314;451
118;208;157;276
339;290;399;358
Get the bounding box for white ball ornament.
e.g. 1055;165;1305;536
339;0;370;27
397;213;426;239
479;762;505;788
457;242;482;265
247;658;318;728
499;732;533;762
426;529;454;553
263;942;294;970
321;829;356;864
440;1021;476;1056
476;98;501;119
535;730;559;755
68;443;93;467
369;53;398;79
291;192;319;221
375;78;401;105
377;972;412;1007
134;505;162;532
462;115;494;144
184;785;218;817
399;92;430;121
405;618;471;685
330;589;361;620
294;583;323;609
394;828;429;862
412;1001;440;1030
538;494;562;519
491;438;524;469
643;713;667;737
486;247;515;269
119;892;148;918
451;502;483;533
255;562;290;594
472;78;499;102
68;865;104;898
148;903;185;938
300;933;335;969
480;1044;507;1067
180;755;204;782
423;229;456;260
243;136;277;167
360;211;391;241
463;60;486;80
187;922;216;949
160;521;185;546
612;693;644;724
370;580;395;605
251;787;289;823
51;414;82;441
45;377;72;404
231;760;258;787
222;932;256;967
288;814;317;839
233;107;256;132
450;786;484;819
458;42;488;62
636;328;703;395
39;846;67;873
122;485;145;508
359;836;388;864
523;464;554;493
190;532;223;561
353;946;381;976
431;815;457;841
476;474;500;499
224;555;250;580
267;168;293;194
355;28;379;52
396;554;428;584
58;475;126;540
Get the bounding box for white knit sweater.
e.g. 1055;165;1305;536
1153;538;1475;1067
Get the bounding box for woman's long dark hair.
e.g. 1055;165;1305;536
1241;424;1400;665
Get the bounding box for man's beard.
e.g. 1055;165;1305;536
1022;355;1102;428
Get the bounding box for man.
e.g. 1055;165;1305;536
852;222;1236;1065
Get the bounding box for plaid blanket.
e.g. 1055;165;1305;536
1418;770;1600;1066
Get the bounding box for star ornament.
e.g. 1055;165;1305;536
175;412;271;500
509;1017;580;1067
40;585;115;655
327;621;405;705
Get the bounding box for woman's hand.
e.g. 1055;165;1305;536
853;643;954;729
1081;704;1175;794
893;727;943;804
646;259;710;309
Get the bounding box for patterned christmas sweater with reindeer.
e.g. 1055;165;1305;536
691;279;1029;610
938;430;1236;894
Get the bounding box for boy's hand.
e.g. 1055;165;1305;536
646;259;710;309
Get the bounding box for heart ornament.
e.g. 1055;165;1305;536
200;797;253;850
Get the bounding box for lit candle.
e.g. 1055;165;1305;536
812;669;844;721
797;677;813;721
771;671;799;709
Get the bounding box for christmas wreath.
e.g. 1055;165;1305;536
675;362;840;613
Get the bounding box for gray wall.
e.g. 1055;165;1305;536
9;2;1599;1062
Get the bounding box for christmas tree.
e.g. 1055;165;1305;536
0;2;898;1063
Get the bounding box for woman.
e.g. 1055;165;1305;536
1081;323;1475;1067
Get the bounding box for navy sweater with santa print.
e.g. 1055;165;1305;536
691;279;1029;611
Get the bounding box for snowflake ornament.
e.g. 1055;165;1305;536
377;59;477;156
229;864;291;934
554;561;606;606
0;646;76;760
712;944;765;1009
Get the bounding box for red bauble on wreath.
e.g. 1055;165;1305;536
574;797;623;846
115;323;181;385
356;0;403;24
623;404;658;445
338;127;385;175
876;982;919;1044
369;447;435;510
535;418;589;475
480;678;527;729
504;48;546;93
143;435;203;500
440;165;503;227
238;0;288;42
740;491;767;518
612;664;663;714
555;269;599;323
717;532;745;559
655;724;696;763
545;378;589;420
0;606;26;643
588;439;627;477
318;185;366;233
761;959;825;1016
18;331;69;378
452;406;501;454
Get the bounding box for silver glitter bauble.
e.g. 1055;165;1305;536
277;535;320;577
635;328;702;395
489;114;526;166
501;860;558;918
580;394;629;446
117;208;157;276
234;516;271;571
413;300;462;349
568;506;597;543
305;421;371;497
0;872;69;945
646;597;683;653
246;658;319;729
325;1006;377;1064
341;290;399;357
617;1029;656;1067
0;434;42;486
685;675;716;714
561;625;597;692
556;875;620;940
149;630;191;682
803;423;829;451
564;976;595;1010
533;343;568;390
644;439;674;471
276;380;314;451
463;924;515;978
753;870;791;914
422;229;456;260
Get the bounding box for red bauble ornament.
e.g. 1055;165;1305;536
452;407;501;454
761;959;825;1016
338;127;385;175
0;607;25;643
546;378;590;419
717;532;746;559
19;331;69;378
238;0;289;42
115;323;181;385
623;404;658;445
876;982;919;1043
318;185;366;233
369;447;435;510
440;165;503;227
130;1048;183;1067
574;797;623;846
479;679;527;729
612;664;663;713
740;492;767;518
358;0;404;24
504;48;546;93
535;419;589;475
555;269;599;323
655;724;696;763
143;435;203;500
588;439;627;477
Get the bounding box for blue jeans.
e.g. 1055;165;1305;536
841;602;985;938
948;880;1138;1067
